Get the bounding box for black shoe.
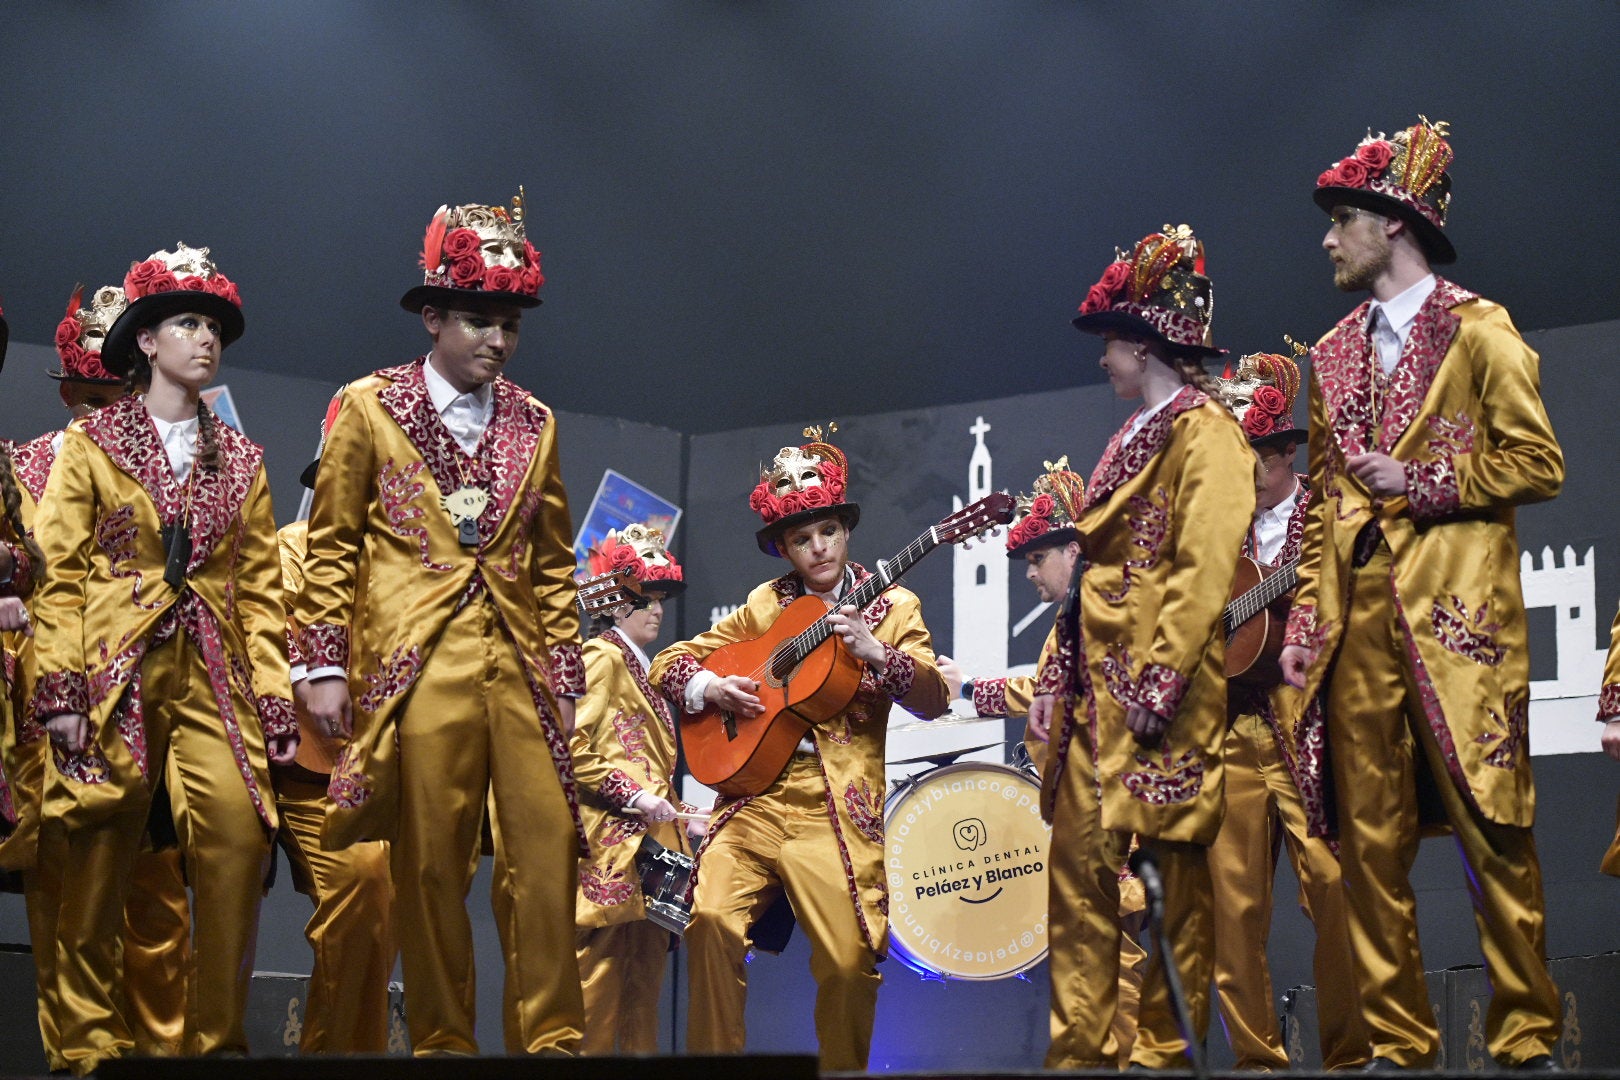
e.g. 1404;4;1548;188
1512;1055;1560;1071
1364;1059;1407;1072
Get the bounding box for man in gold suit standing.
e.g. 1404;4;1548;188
963;459;1149;1069
1279;118;1563;1070
650;429;950;1071
1210;350;1366;1070
299;193;587;1055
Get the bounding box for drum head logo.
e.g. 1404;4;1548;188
885;763;1051;980
954;817;987;851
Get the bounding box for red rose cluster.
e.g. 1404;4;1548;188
749;462;847;525
440;228;545;296
1316;139;1395;191
123;259;241;306
52;314;115;379
1006;492;1056;550
590;535;684;584
1078;259;1132;315
1240;384;1291;438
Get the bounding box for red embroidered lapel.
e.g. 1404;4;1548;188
79;397;184;523
1277;478;1313;567
603;627;674;735
12;433;56;503
375;358;548;547
1084;385;1208;511
1375;278;1476;453
1309;302;1377;460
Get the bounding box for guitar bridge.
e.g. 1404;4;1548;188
721;710;737;741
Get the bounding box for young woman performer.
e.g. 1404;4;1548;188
1029;226;1255;1070
30;244;296;1074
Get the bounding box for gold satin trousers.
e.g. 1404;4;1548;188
1045;710;1214;1070
1324;544;1560;1067
685;752;880;1072
54;633;271;1075
276;776;395;1053
389;597;582;1055
1208;710;1367;1070
575;920;670;1054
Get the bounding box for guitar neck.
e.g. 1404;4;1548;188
776;529;940;673
1222;559;1299;634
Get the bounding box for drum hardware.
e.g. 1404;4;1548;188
886;740;1005;770
634;835;695;936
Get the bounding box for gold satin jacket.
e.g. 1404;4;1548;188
0;433;61;867
1037;386;1255;844
294;358;586;852
650;566;949;955
571;629;685;929
28;397;294;830
1283;279;1562;829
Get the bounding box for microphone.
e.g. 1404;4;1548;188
1127;845;1206;1078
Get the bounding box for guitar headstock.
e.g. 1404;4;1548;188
578;570;644;614
936;491;1018;546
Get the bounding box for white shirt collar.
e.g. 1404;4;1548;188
423;356;493;416
148;408;200;482
1259;478;1301;526
1369;273;1436;337
622;634;652;673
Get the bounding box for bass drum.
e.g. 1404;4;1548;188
883;761;1051;980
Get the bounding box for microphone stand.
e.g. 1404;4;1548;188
1129;846;1208;1080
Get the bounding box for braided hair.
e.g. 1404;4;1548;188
0;445;44;583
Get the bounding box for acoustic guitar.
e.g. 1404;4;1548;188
682;493;1017;797
1221;556;1299;690
288;570;642;778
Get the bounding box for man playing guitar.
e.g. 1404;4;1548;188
649;427;950;1072
1209;350;1366;1070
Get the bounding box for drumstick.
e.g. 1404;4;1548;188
624;807;711;821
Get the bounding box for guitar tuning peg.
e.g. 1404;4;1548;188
961;539;974;550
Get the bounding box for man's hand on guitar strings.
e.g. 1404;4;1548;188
827;604;887;671
705;674;765;717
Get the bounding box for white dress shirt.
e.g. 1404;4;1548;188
1252;478;1301;566
423;358;494;454
1368;274;1437;376
149;411;200;483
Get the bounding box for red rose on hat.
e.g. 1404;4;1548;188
1030;493;1055;518
609;543;641;572
1316;167;1340;188
179;275;211;292
1079;284;1112;315
520;267;544;294
1241;408;1276;438
1334;157;1370;188
54;315;81;351
819;463;846;501
778;489;810;516
1251;385;1288;416
124;259;167;298
207;275;241;305
57;341;88;367
1355;140;1394;173
749;484;777;520
448;254;485;287
483;266;522;294
799;483;833;509
442;228;481;260
143;271;181;296
523;240;541;269
1098;260;1130;294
